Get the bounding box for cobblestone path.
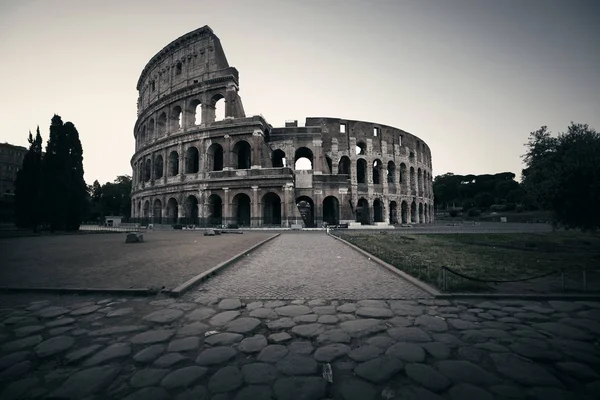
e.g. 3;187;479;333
195;233;429;300
1;293;599;399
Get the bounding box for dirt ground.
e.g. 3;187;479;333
0;231;275;290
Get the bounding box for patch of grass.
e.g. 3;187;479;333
336;231;600;292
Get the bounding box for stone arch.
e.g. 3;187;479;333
139;126;146;147
208;194;223;226
419;202;424;223
296;195;315;227
387;161;396;184
356;197;369;224
410;167;416;194
171;105;183;131
154;154;163;180
207;143;224;171
294;147;313;170
325;156;333;174
262;192;282;226
153;199;162;224
373;198;384;222
401;200;408;224
167;197;178;224
338;156;350;175
272;149;286;168
373;159;382;184
143;200;150;219
411;201;417;223
357;158;367;184
184;195;199;224
211;93;226;122
147;119;155;141
232;193;251;226
189;99;202;126
356;142;366;156
389;201;398;224
323;196;339;225
185;147;199;174
233;140;252;169
144;159;151;182
157;112;167;136
400;163;407;187
168;151;179;176
418;168;423;196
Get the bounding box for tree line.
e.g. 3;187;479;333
433;122;599;231
15;115;87;231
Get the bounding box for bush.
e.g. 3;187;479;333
172;224;183;230
449;209;459;217
490;204;506;212
504;203;516;211
468;209;481;217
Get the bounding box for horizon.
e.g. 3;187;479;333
1;0;598;185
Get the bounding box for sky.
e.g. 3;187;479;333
1;0;598;185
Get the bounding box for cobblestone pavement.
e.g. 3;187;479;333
194;233;429;300
1;293;599;399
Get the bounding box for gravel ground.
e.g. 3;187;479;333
0;231;275;290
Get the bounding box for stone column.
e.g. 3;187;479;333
178;143;184;180
162;149;168;184
313;139;323;174
224;135;232;170
252;129;262;169
251;186;259;227
150;153;155;186
223;188;230;227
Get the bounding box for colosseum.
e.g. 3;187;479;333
130;26;434;228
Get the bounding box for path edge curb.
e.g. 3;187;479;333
329;232;441;297
167;233;280;297
0;287;156;296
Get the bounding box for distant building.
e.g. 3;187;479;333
0;142;27;198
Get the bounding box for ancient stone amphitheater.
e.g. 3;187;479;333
130;26;434;228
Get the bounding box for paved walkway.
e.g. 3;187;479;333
0;293;599;399
194;233;429;300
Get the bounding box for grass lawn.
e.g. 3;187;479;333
336;231;600;293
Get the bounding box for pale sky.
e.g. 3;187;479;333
1;0;598;185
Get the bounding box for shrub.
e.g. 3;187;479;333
449;209;459;217
468;208;481;217
172;224;183;230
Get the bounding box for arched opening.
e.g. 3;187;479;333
373;159;382;184
262;192;282;226
296;196;315;227
207;143;224;171
144;159;151;182
272;149;286;168
171;106;182;131
356;198;369;225
184;195;199;225
190;99;201;125
357;159;367;184
147;119;155;141
139;126;146;147
323;196;339;225
233;140;252;169
157;112;167;136
154;155;163;180
138;162;143;183
214;95;225;122
387;161;396;184
137;201;141;219
411;201;417;223
338;156;350;176
389;201;398;224
373;198;384;222
418;168;423;196
294;147;313;170
399;163;407;187
424;204;429;223
153;199;162;224
418;203;424;224
185;147;199;174
325;156;333;174
143;200;150;219
410;167;416;195
232;193;251;227
356;142;366;156
168;151;179;176
167;198;178;225
208;194;223;226
401;201;408;224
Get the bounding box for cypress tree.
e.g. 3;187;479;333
14;127;43;230
42;115;70;231
64;121;87;230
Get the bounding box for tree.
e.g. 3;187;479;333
41;115;87;231
14;127;43;230
474;192;495;210
522;122;600;230
87;175;132;222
